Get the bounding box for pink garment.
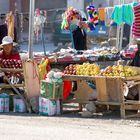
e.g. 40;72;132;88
132;4;140;38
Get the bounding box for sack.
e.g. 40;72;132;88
40;80;63;99
56;100;61;115
13;96;27;113
23;61;40;98
30;96;39;113
39;97;60;116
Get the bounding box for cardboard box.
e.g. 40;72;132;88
40;80;63;99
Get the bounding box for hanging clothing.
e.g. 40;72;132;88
98;8;105;21
122;4;134;25
111;4;134;25
111;5;123;25
7;13;15;40
132;4;140;38
105;7;114;26
86;5;99;31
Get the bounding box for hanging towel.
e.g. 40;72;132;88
6;12;15;40
122;4;134;25
111;4;134;25
98;8;105;21
111;5;123;25
105;7;114;26
132;4;140;38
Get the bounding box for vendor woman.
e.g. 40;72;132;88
0;36;20;60
0;36;21;83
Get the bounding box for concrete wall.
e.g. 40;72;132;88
35;0;67;10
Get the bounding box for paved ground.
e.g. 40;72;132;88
0;112;140;140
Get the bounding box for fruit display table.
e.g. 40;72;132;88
50;60;117;71
63;74;140;119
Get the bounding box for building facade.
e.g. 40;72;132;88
0;0;9;13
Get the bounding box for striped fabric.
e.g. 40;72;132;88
132;4;140;38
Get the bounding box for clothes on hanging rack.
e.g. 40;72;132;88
111;5;123;25
111;4;134;25
104;7;114;26
132;3;140;38
123;4;134;25
98;8;105;21
86;5;99;31
6;13;15;40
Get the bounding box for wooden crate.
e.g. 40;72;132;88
96;77;124;103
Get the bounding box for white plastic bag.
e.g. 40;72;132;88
39;97;57;116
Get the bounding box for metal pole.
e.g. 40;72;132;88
28;0;35;59
119;0;125;50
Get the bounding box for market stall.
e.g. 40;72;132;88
62;63;140;119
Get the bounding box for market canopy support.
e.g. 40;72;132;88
28;0;35;59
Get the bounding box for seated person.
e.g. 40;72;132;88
0;36;20;60
0;36;21;83
126;39;140;101
130;39;140;67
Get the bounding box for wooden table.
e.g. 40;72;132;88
63;75;140;119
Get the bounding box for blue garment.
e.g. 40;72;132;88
111;5;123;25
133;2;139;7
122;4;134;25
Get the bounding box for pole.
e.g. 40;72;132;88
41;24;46;56
28;0;35;59
119;0;124;50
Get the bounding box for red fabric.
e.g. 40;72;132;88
132;4;140;38
63;80;72;100
0;51;21;60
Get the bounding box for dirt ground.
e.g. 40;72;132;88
0;112;140;140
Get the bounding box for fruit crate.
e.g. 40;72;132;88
40;80;63;100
